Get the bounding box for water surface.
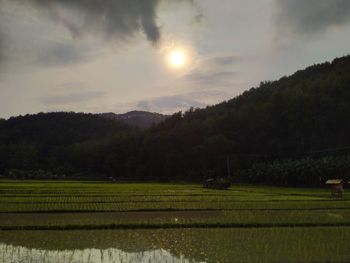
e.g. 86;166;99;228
1;227;350;263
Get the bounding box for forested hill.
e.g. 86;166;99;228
153;55;350;158
99;111;168;128
136;55;350;182
0;112;134;146
1;55;350;184
0;112;139;176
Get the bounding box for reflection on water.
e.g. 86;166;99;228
0;244;202;263
0;228;350;263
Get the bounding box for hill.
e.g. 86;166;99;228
1;55;350;184
135;55;350;183
0;112;138;176
99;111;168;128
0;112;134;145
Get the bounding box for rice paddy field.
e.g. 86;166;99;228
1;180;350;262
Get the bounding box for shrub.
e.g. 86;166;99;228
237;155;350;186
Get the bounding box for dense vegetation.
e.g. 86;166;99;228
0;112;139;177
1;55;350;185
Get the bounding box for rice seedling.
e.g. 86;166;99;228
1;180;350;262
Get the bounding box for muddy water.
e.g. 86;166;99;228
0;244;198;263
1;227;350;263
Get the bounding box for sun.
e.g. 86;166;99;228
168;49;186;69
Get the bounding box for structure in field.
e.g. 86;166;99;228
204;178;231;190
325;179;344;198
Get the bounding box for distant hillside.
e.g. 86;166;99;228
99;111;168;128
0;112;133;145
0;112;138;175
2;55;350;185
138;55;350;182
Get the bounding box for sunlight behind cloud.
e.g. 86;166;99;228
159;39;197;73
168;49;186;68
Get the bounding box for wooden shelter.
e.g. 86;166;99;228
203;178;231;190
325;179;344;198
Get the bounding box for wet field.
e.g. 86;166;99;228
1;228;350;263
1;180;350;262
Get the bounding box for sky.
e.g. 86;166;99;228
1;0;350;118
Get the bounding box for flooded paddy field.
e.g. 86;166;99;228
1;228;350;263
1;209;350;229
1;180;350;262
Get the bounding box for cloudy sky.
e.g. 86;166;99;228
1;0;350;118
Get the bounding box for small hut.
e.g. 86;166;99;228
204;178;215;189
203;178;231;190
325;179;344;198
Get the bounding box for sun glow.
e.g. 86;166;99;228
168;49;186;69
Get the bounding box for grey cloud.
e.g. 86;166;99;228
0;38;4;66
188;0;204;24
181;54;238;88
11;0;166;44
38;90;105;105
109;89;231;115
0;26;7;67
132;89;234;114
136;94;206;113
207;55;239;66
274;0;350;37
0;3;99;70
0;0;196;70
36;42;96;67
185;70;235;83
57;82;85;90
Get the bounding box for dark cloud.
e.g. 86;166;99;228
0;0;196;70
36;42;95;67
37;90;105;105
274;0;350;37
188;0;204;24
12;0;165;44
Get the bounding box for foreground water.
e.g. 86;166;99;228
1;227;350;263
0;245;198;263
